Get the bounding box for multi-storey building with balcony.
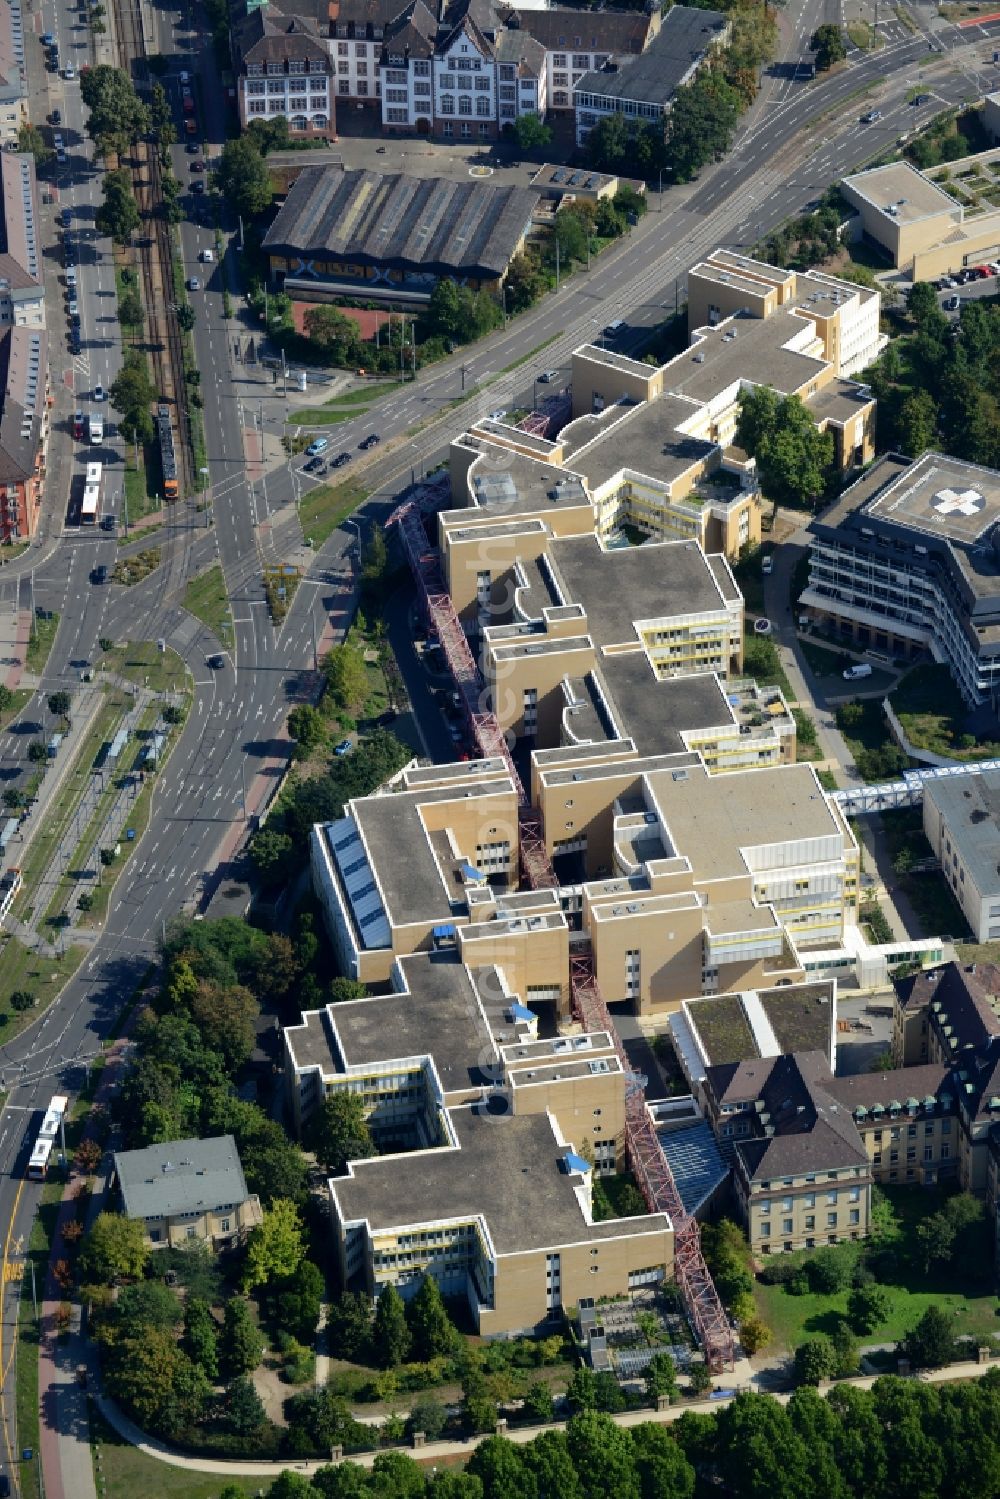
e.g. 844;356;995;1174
233;10;335;138
803;451;1000;705
0;323;48;542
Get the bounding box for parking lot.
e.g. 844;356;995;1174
936;265;1000;316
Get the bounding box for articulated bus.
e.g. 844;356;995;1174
80;460;103;525
27;1094;68;1180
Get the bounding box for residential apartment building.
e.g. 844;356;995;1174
0;152;44;329
803;451;1000;705
234;11;335;138
922;770;1000;943
573;5;728;149
112;1136;263;1251
0;323;48;543
0;2;26;147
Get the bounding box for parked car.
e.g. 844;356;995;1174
186;277;200;291
944;295;961;311
93;383;105;401
359;433;380;449
185;140;200;153
304;436;329;457
191;179;205;194
62;65;76;80
56;147;66;164
331;451;351;469
334;738;353;756
41;32;55;45
538;370;558;384
861;109;882;123
190;159;205;172
199;248;213;262
49;109;61;125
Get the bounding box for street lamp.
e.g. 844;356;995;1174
500;284;508;328
344;516;362;566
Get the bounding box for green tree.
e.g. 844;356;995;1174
644;1352;677;1403
847;1283;891;1335
361;527;388;588
794;1333;837;1385
897;389;939;458
372;1282;410;1368
521;1380;554;1424
323;642;369;717
110;1281;182;1340
810;23;847;69
243;1199;305;1291
288;704;325;752
630;1423;696;1499
902;1304;956;1368
565;1366;597;1412
96;167;140;245
504;251;546;313
17;122;53;167
665;72;741;183
566;1409;640;1499
303;305;364;360
79;1212;149;1284
105;1329;209;1437
80;64;151;155
177;304;196;333
408;1392;447;1440
220;1296;266;1377
9;990;34;1013
189;980;258;1075
521;1430;583;1497
47;691;71;718
549;210;588;267
330;977;368;1003
512;113;552;151
687;1359;713;1397
303;1092;374;1174
735;386;834;510
224;1375;268;1437
216;136;274;219
249;827;295;886
830;1318;859;1378
462;1366;497;1434
739;1315;772;1356
468;1434;538;1499
907;280;943;332
183;1297;219;1380
405;1273;456;1361
270;1258;324;1343
326;1291;371;1360
714;1392;814;1499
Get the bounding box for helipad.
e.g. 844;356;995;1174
867;452;1000;546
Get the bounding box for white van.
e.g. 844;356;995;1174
842;663;872;681
88;414;104;443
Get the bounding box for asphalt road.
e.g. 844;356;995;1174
0;0;998;1484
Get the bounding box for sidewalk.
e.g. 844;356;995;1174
38;1039;133;1499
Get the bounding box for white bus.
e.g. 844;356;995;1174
27;1094;68;1180
80;460;102;525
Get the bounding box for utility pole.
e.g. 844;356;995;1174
411;321;416;378
555;237;560;291
241;758;248;820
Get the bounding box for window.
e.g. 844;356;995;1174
759;1221;770;1237
289;59;305;74
414;81;430;96
803;1193;815;1209
475;75;490;90
805;1215;815;1230
476;96;490;115
848;1186;860;1202
440;72;455;88
440;95;455;114
339;80;350;95
826;1211;837;1227
386;106;407;121
553;52;567;65
782;1218;793;1234
414;59;430;75
849;1209;860;1225
759;1199;770;1214
338;42;349;55
826;1190;838;1205
221;1217;231;1233
572;52;589;68
338;60;350;74
355;41;366;55
386;68;407;83
459;94;472;115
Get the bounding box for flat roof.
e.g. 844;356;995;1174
350;775;516;927
663;310;827;403
333;1105;671;1252
115;1135;250;1220
925;769;1000;899
564;393;715;492
598;654;733;757
547;534;727;646
866;451;1000;547
808;379;875;427
841;160;958;225
263;167;539;279
647;762;841;880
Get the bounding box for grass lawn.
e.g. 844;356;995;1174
0;936;85;1032
295;386;390;425
755;1186;999;1351
0;687;30;732
122;444;162;525
102;642;189;696
88;1407;268;1499
14;690;133;918
743;630;794;701
182;565;232;646
878;807;970;940
800;639;850;678
847;18;883;45
26;611;59;676
890;662;1000;760
299;476;368;548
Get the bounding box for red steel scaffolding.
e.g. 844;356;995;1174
389;482;734;1370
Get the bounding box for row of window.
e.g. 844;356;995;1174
761;1210;861;1237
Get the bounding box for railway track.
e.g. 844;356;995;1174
108;0;194;498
